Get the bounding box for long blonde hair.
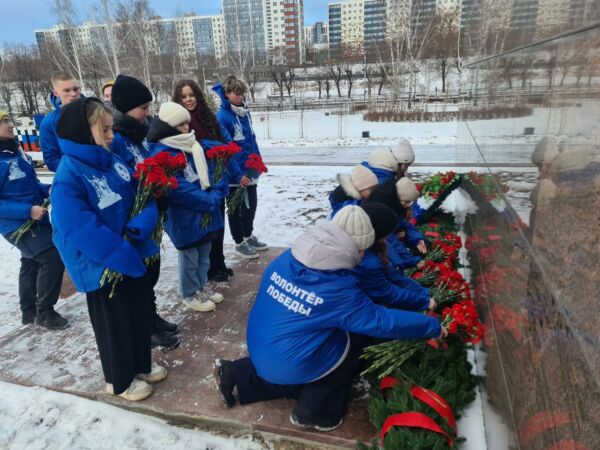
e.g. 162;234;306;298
86;101;113;149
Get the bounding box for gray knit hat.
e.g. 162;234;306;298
396;177;419;202
332;205;375;250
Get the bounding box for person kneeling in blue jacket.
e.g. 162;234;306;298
0;111;67;329
51;98;166;402
214;205;443;432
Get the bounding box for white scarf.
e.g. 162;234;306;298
231;103;248;117
160;132;211;190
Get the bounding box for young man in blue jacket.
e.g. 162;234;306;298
0;111;67;329
40;72;81;172
215;205;443;432
212;76;268;259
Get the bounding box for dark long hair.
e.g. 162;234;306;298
172;79;224;142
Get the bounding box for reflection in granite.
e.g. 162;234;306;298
459;17;600;450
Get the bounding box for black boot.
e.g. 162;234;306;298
214;359;236;407
224;267;234;277
153;314;178;334
21;308;36;325
36;309;69;330
208;270;229;282
151;330;180;350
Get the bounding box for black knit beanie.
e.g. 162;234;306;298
111;74;153;114
360;203;398;241
57;97;103;145
364;181;404;216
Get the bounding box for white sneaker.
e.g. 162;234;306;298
136;363;167;383
183;297;216;312
106;378;153;401
196;290;224;304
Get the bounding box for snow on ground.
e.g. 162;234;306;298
0;128;540;448
252;104;598;149
0;381;269;450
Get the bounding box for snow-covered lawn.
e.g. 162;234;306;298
0;381;268;450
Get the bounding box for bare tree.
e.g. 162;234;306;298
50;0;85;86
114;0;159;87
327;65;343;97
4;45;44;115
428;10;459;93
281;68;295;96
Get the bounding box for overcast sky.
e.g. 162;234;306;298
0;0;330;47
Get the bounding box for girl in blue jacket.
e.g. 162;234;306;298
212;76;268;260
110;74;179;350
215;205;443;432
52;98;165;402
147;102;228;313
173;79;240;283
0;111;66;329
354;202;435;312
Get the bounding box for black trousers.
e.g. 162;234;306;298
86;271;154;395
228;185;258;244
209;200;227;274
19;247;65;314
232;334;370;421
145;257;161;321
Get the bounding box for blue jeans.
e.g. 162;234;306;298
178;242;212;298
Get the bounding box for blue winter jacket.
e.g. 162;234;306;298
246;229;441;385
212;83;261;184
360;161;395;185
383;262;430;297
40;94;63;172
147;142;227;250
399;218;426;247
111;133;151;169
353;250;429;311
387;233;421;269
51;139;159;292
0;144;50;235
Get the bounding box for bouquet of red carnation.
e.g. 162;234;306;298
201;142;241;227
226;153;268;216
441;299;484;344
10;198;50;244
100;151;186;298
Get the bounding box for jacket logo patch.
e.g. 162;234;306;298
233;122;245;141
126;143;144;164
114;162;131;182
8;160;26;181
183;162;199;183
85;175;122;209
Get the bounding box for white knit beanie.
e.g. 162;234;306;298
332;205;375;250
158;102;190;128
551;148;592;173
392;138;415;164
368;148;399;172
351;165;379;191
531;137;559;166
396;177;419;202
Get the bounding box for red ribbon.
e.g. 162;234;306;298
546;440;591;450
379;377;456;432
519;410;570;445
425;231;440;238
380;412;454;447
379;376;399;390
411;385;457;432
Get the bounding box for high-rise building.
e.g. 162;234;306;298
265;0;304;65
222;0;268;66
328;0;386;57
